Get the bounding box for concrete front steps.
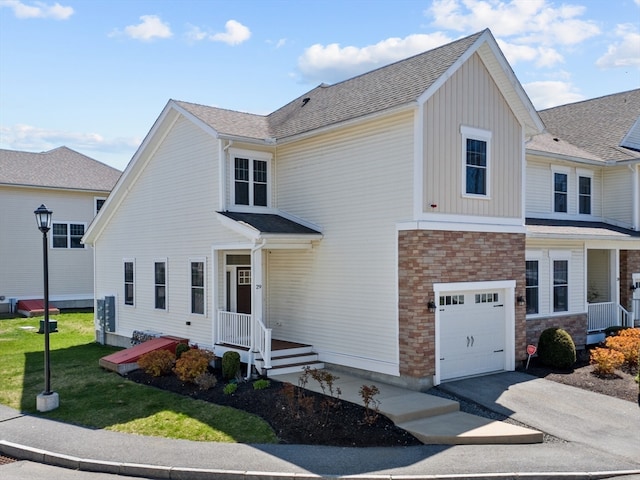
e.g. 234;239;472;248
270;369;543;446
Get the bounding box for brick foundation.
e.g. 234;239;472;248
398;230;527;385
525;314;588;350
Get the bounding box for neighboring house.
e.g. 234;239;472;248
85;28;632;390
0;146;121;313
524;90;640;346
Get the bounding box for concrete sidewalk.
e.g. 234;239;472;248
1;370;639;479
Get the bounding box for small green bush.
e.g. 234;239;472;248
223;383;238;395
175;343;190;359
222;351;241;379
537;327;576;369
137;349;176;377
253;379;270;390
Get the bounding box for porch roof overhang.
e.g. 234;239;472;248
216;211;323;248
526;218;640;242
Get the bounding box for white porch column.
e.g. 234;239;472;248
251;242;264;323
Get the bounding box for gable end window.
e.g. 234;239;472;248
155;261;167;310
232;149;271;208
124;260;135;306
52;222;85;249
461;126;491;197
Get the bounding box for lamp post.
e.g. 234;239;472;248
34;204;59;412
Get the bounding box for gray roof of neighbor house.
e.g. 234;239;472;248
0;146;121;191
174;30;487;142
535;89;640;163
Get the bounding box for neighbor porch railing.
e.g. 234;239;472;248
217;310;272;370
587;302;632;332
633;299;640;326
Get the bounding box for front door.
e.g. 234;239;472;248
237;267;252;314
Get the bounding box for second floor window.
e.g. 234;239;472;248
554;173;568;213
52;222;85;249
465;139;487;195
234;156;268;207
579;176;591;214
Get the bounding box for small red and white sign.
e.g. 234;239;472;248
527;344;537;355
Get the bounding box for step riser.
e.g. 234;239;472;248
265;363;325;376
257;354;319;367
271;346;313;357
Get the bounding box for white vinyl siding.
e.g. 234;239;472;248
603;167;634;228
270;111;414;374
423;52;523;218
0;186;99;304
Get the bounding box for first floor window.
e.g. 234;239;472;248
155;261;166;310
191;261;205;315
525;260;539;314
579;176;591;214
124;261;135;306
553;260;569;312
554;172;568;213
52;222;85;248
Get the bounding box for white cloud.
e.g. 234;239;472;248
297;32;453;84
596;23;640;69
0;0;73;19
110;15;173;42
0;123;139;154
523;81;584;109
425;0;600;68
211;19;251;45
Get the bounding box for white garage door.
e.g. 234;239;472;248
439;289;506;381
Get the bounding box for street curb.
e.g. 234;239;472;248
2;440;640;480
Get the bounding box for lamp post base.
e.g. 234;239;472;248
36;391;59;412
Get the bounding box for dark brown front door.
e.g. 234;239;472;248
237;267;251;314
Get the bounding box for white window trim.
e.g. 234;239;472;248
461;125;492;199
189;257;206;316
51;221;87;249
123;258;136;308
229;148;273;209
549;250;571;314
576;168;594;216
551;165;570;214
154;258;168;311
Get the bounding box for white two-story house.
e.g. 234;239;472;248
84;29;587;389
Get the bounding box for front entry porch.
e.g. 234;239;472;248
215;311;323;377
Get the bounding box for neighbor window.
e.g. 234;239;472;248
232;149;271;207
190;260;205;315
95;197;106;215
525;260;539;314
461;126;491;197
124;260;135;306
553;260;569;312
554;172;568;213
154;261;166;310
578;175;591;215
52;222;85;249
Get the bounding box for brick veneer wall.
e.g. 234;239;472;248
620;250;640;311
398;230;527;386
525;314;587;350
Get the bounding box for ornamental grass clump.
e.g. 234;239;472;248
137;349;176;377
173;348;215;383
537;327;576;369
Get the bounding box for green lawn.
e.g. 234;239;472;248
0;312;277;443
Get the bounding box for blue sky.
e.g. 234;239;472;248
1;0;639;171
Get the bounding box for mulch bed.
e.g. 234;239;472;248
126;369;422;447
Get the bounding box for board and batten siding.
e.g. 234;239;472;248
94;116;243;346
268;111;415;375
0;186;96;302
423;52;523;218
603;167;634;228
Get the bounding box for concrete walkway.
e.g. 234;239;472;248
1;370;639;479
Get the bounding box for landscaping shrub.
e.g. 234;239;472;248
173;348;215;383
253;379;270;390
223;383;238;395
194;372;217;390
175;342;190;359
605;328;640;368
222;351;241;380
137;349;176;377
537;327;576;369
590;347;625;375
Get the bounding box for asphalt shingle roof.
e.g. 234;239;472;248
526;218;640;238
0;146;121;191
537;89;640;163
218;211;321;235
175;31;485;142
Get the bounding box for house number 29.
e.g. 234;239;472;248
256;285;262;289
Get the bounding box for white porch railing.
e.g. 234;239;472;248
217;310;272;370
588;302;632;332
